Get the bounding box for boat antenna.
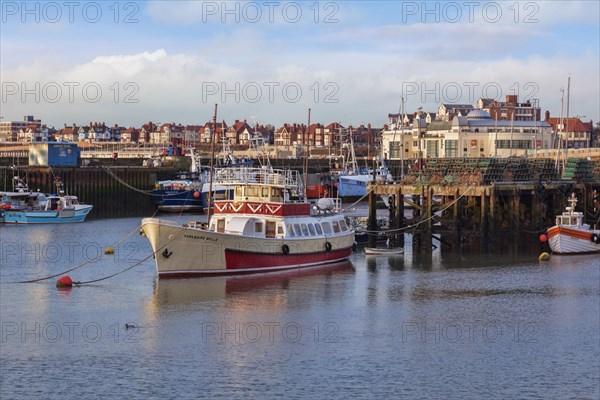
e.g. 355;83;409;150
304;108;311;202
206;103;218;224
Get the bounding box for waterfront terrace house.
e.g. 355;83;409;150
55;125;79;142
226;120;254;145
150;123;185;145
436;104;475;121
274;123;300;147
200;121;228;143
18;125;49;142
254;124;274;145
183;125;202;145
120;127;139;143
545;114;594;149
139;122;156;144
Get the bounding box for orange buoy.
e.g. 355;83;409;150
193;191;200;198
539;234;548;243
56;276;73;288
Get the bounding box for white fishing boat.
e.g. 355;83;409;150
364;247;404;255
141;166;356;277
546;193;600;254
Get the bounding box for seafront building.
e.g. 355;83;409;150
381;109;554;160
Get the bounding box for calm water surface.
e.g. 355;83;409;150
1;217;599;399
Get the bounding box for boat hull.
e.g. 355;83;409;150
3;205;93;224
364;247;404;255
336;175;369;198
141;218;355;277
547;226;600;254
152;189;204;212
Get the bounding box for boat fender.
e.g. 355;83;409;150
325;242;332;252
282;244;290;255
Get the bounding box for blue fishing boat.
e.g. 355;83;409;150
335;128;391;199
152;146;250;213
1;177;92;224
3;194;93;224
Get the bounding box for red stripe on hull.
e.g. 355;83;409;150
158;257;352;278
225;247;352;270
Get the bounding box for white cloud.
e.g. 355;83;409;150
1;11;598;128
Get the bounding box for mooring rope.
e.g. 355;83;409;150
0;209;161;285
360;185;476;234
73;222;186;285
101;166;156;195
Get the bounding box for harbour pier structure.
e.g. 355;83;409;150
368;157;600;252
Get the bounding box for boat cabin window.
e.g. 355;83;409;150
271;188;282;197
49;198;59;210
332;220;340;233
217;219;225;233
339;219;348;231
255;222;263;233
294;223;302;236
301;223;309;236
235;187;243;196
287;224;296;237
247;187;259;197
277;224;284;235
262;188;269;197
322;222;332;234
315;223;323;235
266;221;276;238
308;224;316;236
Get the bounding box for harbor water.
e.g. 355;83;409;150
1;217;599;399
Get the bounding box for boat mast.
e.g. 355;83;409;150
565;76;571;163
401;96;405;178
206;103;218;224
304;108;311;202
556;88;565;171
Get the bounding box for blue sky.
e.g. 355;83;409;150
1;1;598;128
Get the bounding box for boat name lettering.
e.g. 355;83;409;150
184;234;218;242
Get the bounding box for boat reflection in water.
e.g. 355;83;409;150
149;260;355;308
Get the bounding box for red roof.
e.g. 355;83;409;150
546;117;593;132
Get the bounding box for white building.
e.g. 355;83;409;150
381;109;555;160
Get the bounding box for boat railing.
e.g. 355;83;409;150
212;167;302;189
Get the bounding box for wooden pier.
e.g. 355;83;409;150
368;157;600;252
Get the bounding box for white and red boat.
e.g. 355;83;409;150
546;193;600;255
141;166;355;277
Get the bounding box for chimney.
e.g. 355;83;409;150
544;110;550;121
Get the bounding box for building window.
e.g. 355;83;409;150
445;140;458;157
389;142;402;158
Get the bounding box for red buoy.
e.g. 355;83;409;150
56;276;73;288
4;204;11;210
539;234;548;243
193;191;200;198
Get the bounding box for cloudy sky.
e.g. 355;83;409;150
1;1;598;128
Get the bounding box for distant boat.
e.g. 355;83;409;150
1;177;92;224
547;193;600;254
152;148;209;212
364;247;404;255
335;128;391;199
